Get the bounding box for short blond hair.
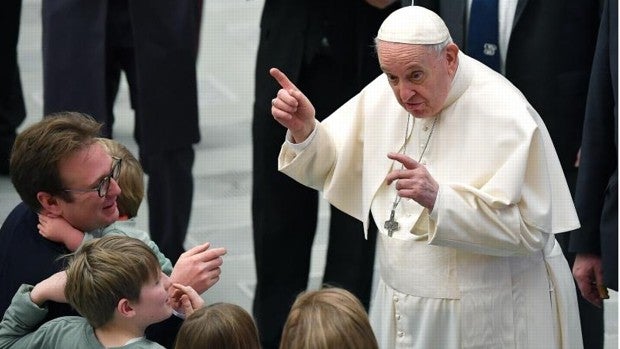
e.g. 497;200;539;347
97;138;144;218
279;287;378;349
65;235;161;328
174;303;260;349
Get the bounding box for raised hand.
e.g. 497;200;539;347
269;68;316;143
385;152;439;210
169;283;205;317
169;242;227;294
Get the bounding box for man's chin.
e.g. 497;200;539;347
102;209;120;226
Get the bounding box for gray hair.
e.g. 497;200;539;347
374;35;453;54
428;36;453;53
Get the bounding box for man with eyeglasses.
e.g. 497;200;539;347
0;112;225;347
63;156;122;198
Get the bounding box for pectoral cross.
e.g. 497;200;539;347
384;209;399;237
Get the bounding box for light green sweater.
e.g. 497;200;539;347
88;219;173;275
0;285;164;349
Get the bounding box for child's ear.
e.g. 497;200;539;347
117;298;136;318
37;192;63;216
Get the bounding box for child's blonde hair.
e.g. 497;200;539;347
97;138;144;218
174;302;261;349
279;287;378;349
65;235;161;328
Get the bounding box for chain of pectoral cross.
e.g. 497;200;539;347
384;115;437;237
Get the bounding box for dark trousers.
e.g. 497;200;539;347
142;147;195;264
0;0;26;174
103;12;195;265
556;168;605;349
251;54;377;349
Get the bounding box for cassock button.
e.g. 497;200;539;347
423;125;429;131
398;331;405;338
396;313;401;320
393;296;399;303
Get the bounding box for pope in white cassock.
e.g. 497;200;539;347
269;6;582;349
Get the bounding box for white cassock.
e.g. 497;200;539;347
278;53;582;349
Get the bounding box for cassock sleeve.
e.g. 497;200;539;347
426;121;578;257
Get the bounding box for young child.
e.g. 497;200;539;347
174;302;261;349
37;138;173;272
0;235;203;348
279;287;379;349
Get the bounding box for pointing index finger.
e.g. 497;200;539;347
270;68;298;91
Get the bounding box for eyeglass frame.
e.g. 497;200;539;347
63;156;122;198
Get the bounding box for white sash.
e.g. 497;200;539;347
378;233;461;299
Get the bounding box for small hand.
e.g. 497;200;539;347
169;283;205;317
38;214;84;251
385;152;439;210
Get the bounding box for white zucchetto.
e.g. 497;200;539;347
377;6;450;45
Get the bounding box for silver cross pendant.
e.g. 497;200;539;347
384;209;399;237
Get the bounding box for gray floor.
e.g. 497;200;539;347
0;0;334;313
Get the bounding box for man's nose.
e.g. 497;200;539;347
399;83;415;101
108;178;122;197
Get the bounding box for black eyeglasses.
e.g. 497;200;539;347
63;157;122;198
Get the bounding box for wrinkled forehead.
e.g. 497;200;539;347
376;40;434;54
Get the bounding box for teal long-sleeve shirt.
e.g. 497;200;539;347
0;284;164;349
88;219;173;275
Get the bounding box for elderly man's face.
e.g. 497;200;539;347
55;142;121;232
377;41;458;117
